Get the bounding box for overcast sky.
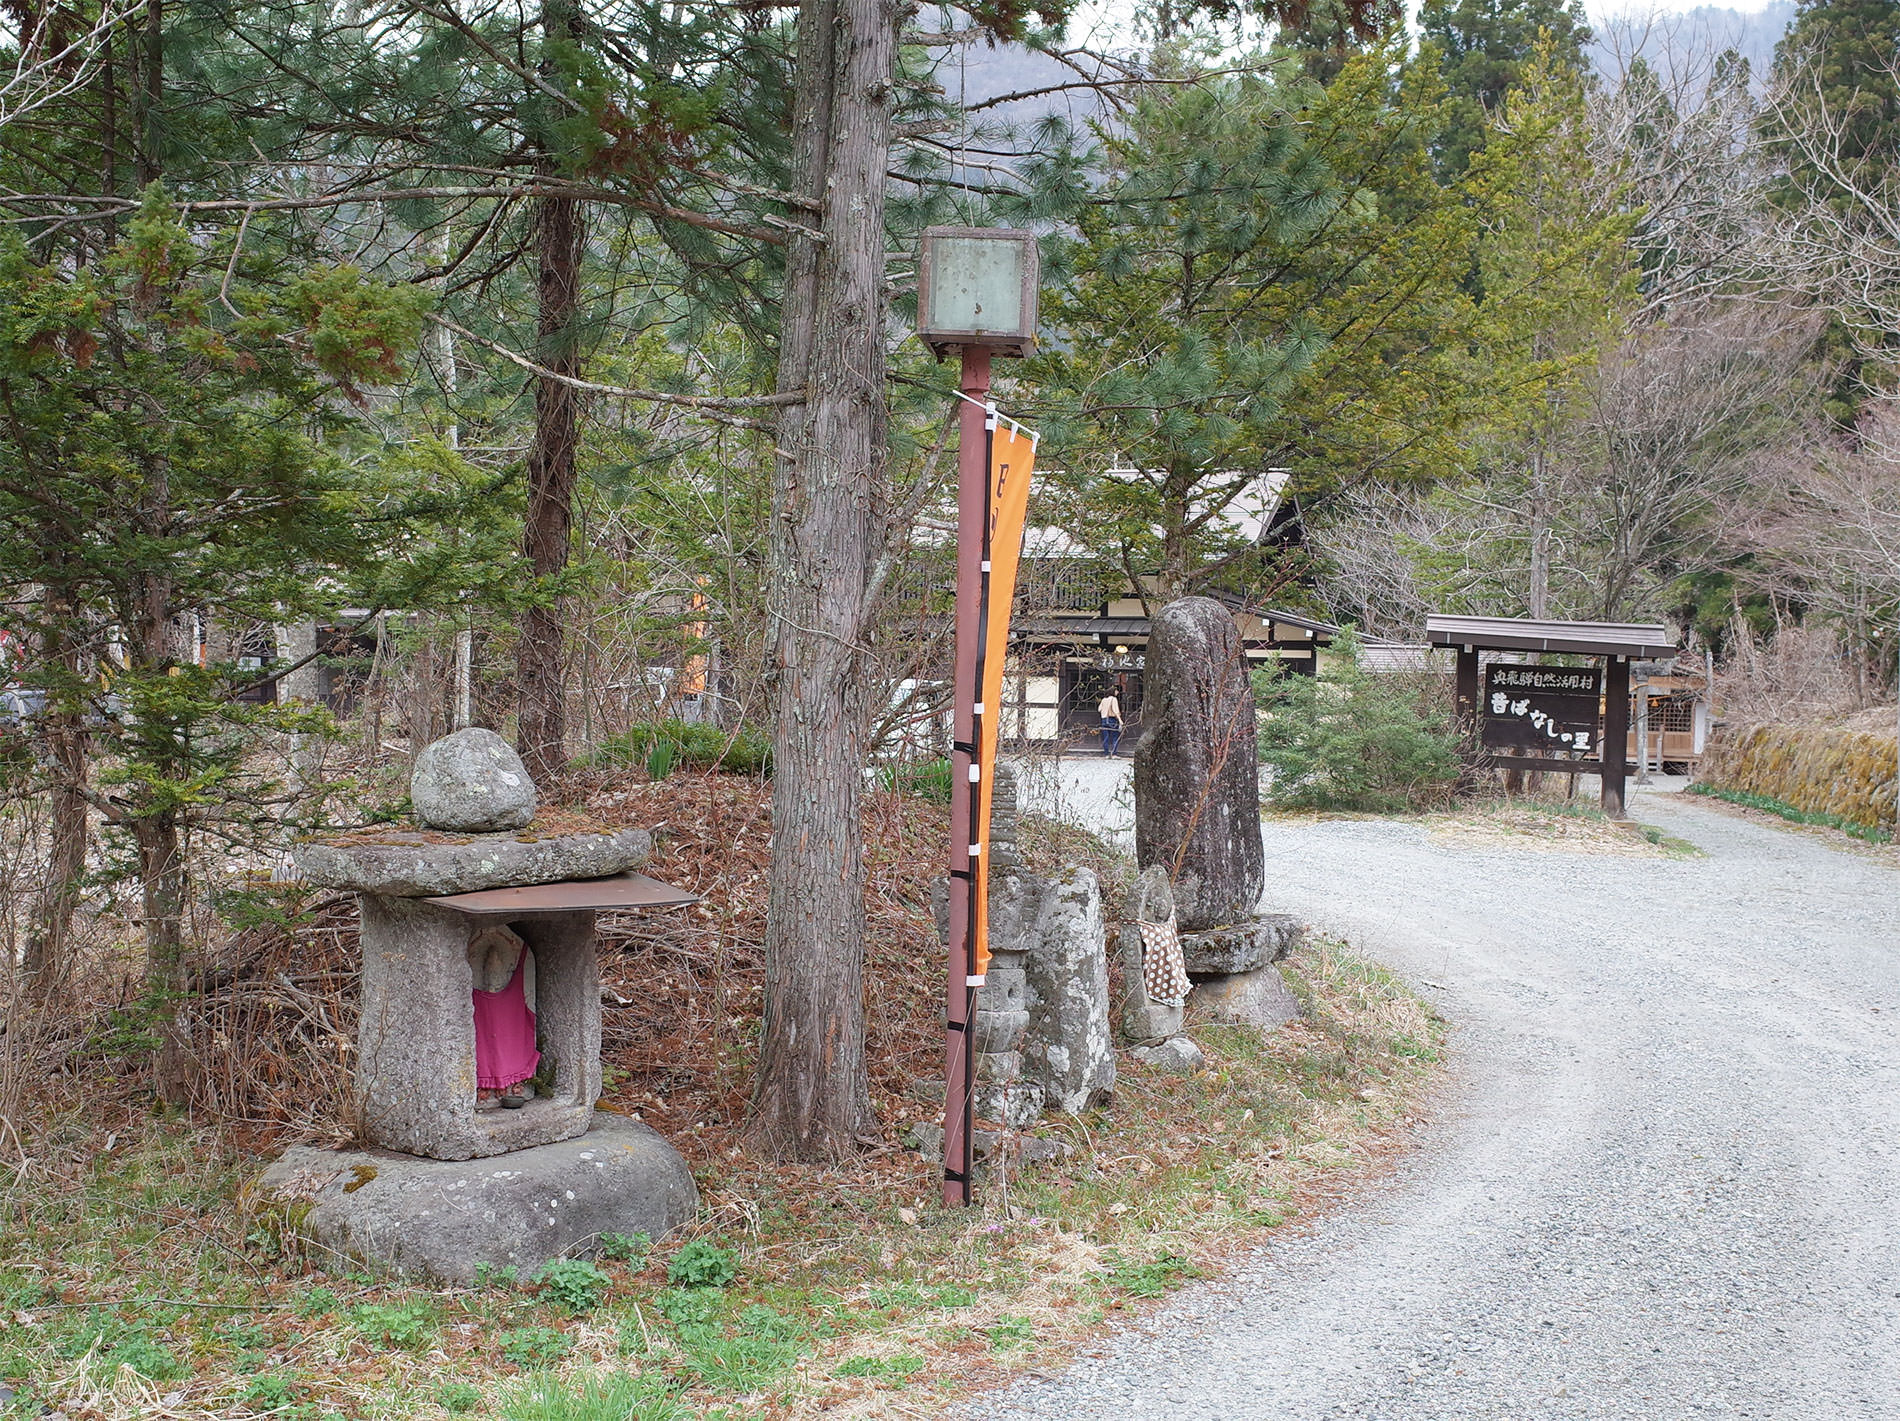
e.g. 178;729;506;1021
1058;0;1790;52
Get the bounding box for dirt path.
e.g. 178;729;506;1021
979;788;1900;1420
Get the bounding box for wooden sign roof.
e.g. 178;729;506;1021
424;872;698;917
1425;615;1677;659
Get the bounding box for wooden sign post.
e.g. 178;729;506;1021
1432;616;1672;819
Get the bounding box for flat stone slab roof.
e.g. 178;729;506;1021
293;824;650;897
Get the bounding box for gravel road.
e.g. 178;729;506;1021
974;786;1900;1420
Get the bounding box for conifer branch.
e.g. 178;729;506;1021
429;315;795;429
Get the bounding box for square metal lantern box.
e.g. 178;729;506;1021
916;226;1040;359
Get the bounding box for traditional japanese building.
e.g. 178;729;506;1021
998;560;1370;743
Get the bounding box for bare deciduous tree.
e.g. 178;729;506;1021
1590;19;1778;317
1557;300;1820;618
1761;45;1900;374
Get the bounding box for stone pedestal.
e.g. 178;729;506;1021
1182;912;1305;1030
1190;965;1300;1029
257;1113;697;1284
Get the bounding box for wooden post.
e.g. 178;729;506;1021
1455;645;1479;741
1634;683;1652;784
1601;654;1631;818
942;346;990;1207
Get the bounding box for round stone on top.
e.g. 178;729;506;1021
409;728;537;833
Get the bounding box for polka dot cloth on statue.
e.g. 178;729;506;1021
1137;911;1191;1007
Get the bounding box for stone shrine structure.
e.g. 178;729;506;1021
1129;598;1305;1053
257;728;698;1283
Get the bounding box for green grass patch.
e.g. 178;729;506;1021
0;938;1441;1421
1688;781;1894;844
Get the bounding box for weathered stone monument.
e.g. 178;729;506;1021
256;728;698;1283
1134;598;1266;930
1129;598;1305;1051
933;766;1114;1148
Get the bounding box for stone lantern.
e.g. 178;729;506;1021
257;729;699;1283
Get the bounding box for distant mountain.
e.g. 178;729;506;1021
945;4;1801;139
937;41;1117;131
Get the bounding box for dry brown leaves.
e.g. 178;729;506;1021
574;769;948;1195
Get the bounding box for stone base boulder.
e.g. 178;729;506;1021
1189;964;1301;1030
255;1114;696;1284
1128;1037;1205;1073
1178;913;1303;976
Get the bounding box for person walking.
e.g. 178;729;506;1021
1098;690;1123;757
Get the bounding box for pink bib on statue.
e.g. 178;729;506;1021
473;951;539;1091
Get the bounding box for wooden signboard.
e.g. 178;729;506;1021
1482;664;1603;757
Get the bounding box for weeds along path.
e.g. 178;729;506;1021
979;786;1900;1421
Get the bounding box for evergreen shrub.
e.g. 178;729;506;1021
1256;634;1462;812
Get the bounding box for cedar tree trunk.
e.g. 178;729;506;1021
516;189;584;786
750;0;897;1158
23;600;89;1001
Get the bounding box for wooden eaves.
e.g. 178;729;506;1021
1425;615;1678;660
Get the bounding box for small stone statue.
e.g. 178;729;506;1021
469;925;538;1109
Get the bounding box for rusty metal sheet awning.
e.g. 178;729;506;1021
423;872;699;917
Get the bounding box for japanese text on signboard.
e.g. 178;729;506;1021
1481;664;1603;756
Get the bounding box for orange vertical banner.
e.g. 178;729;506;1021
970;410;1037;979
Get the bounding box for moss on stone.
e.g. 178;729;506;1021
1700;723;1898;833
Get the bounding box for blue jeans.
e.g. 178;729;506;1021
1101;718;1121;756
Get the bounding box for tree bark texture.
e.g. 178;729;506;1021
134;0;161;187
750;0;897;1159
23;598;89;1001
516;190;584;787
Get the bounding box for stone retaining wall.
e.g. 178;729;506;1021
1699;722;1898;832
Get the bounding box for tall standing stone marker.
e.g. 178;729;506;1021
1133;596;1265;931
